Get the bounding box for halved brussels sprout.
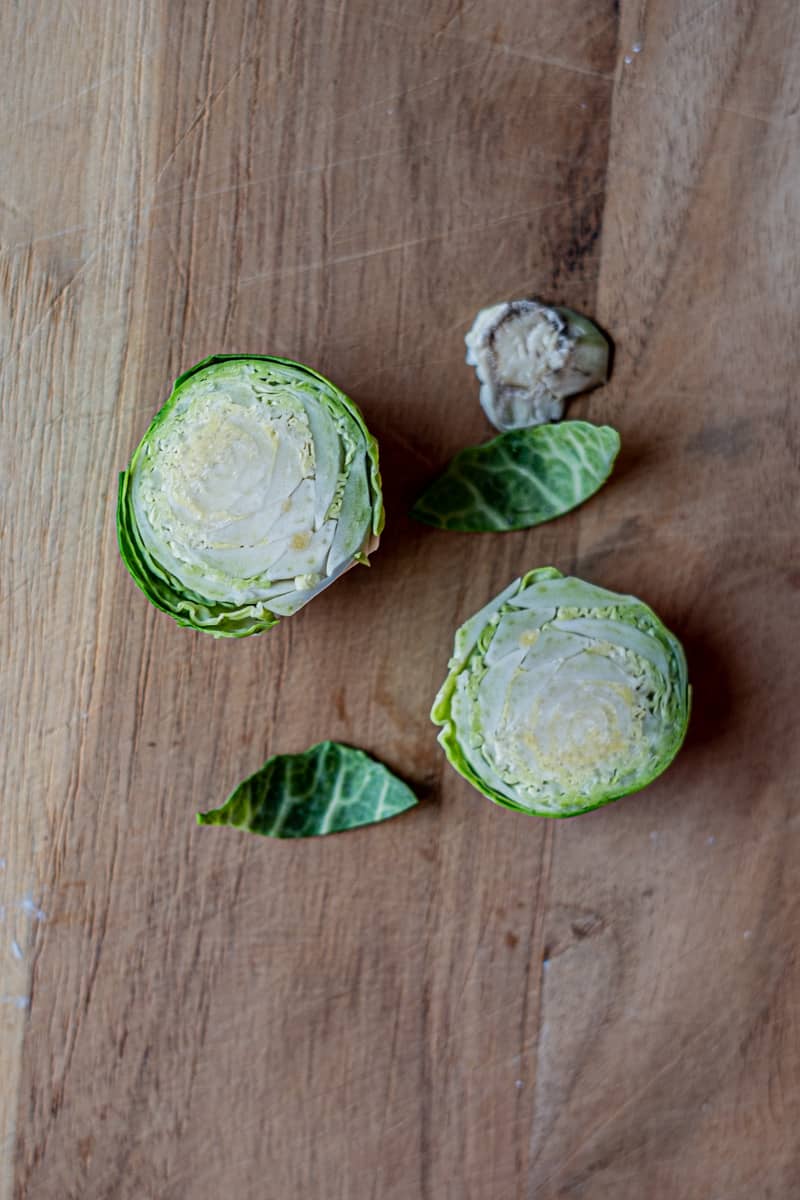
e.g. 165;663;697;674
117;355;383;637
432;568;690;817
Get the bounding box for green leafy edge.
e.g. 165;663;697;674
411;421;620;532
197;741;418;838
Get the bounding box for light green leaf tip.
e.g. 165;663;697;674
411;420;620;532
196;741;418;838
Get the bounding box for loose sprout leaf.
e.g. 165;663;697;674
431;568;691;817
196;742;418;838
117;355;383;637
411;421;620;532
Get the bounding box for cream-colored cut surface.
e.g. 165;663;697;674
465;301;569;428
132;382;332;599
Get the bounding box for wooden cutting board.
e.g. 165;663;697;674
3;2;799;1196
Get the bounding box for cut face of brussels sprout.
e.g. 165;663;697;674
465;300;610;431
117;355;383;636
432;568;690;817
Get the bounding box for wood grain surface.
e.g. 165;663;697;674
2;1;799;1197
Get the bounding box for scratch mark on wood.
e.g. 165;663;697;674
151;59;249;189
0;247;100;375
237;194;604;289
13;64;129;131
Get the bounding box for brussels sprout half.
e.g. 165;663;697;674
118;355;383;637
432;568;690;817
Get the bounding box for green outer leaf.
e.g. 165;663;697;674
117;355;384;637
196;741;418;838
552;306;610;395
411;421;620;532
431;568;691;818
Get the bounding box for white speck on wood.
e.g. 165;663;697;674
18;897;46;922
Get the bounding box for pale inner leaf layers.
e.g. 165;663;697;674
432;569;690;816
122;357;382;634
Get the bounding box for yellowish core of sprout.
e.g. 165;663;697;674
130;366;355;612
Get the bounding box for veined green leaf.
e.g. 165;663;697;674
411;421;619;532
196;741;417;838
